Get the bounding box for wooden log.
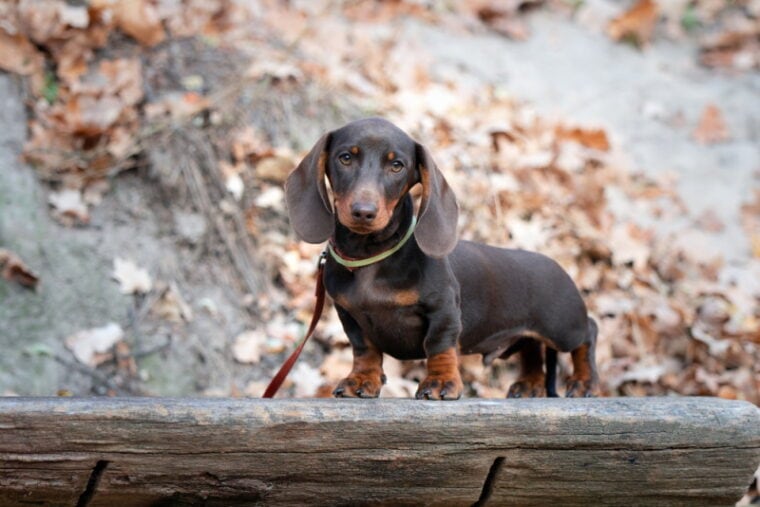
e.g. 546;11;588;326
0;397;757;506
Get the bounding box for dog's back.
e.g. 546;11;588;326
451;241;590;358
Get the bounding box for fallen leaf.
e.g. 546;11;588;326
288;362;323;398
151;283;193;323
219;160;245;201
243;380;268;397
113;0;166;47
254;186;285;210
64;322;124;366
144;91;209;120
555;125;611;151
607;358;680;390
231;126;274;163
232;330;267;364
48;188;89;225
0;249;39;289
58;4;90;29
0;30;45;76
609;223;652;271
472;0;542;40
255;155;294;183
112;258;153;294
508;217;551;250
692;104;730;145
65;95;124;135
694;209;724;232
607;0;659;46
700;28;760;71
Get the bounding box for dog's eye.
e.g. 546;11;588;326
338;153;352;165
390;160;404;172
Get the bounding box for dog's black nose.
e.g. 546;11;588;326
351;202;378;222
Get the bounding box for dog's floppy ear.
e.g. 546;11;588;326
414;143;459;258
285;133;334;243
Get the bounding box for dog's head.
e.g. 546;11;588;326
285;118;459;258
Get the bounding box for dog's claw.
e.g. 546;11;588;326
565;377;600;398
507;377;547;398
333;373;383;398
416;377;463;401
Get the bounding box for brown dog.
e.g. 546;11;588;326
286;118;599;400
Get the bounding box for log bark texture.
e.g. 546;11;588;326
0;397;757;506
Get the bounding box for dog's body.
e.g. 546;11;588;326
286;118;599;400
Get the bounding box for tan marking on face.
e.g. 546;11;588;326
334;192;393;233
350;146;359;155
392;288;419;306
387;151;395;161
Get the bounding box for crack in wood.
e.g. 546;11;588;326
76;460;109;507
472;456;505;507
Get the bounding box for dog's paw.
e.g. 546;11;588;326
507;377;547;398
415;374;463;401
333;371;386;398
565;377;600;398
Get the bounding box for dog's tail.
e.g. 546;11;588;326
587;316;599;345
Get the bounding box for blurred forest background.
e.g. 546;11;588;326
0;0;758;418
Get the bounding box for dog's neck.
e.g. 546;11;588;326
332;195;415;260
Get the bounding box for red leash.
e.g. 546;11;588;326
263;252;327;398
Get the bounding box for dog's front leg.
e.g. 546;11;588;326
417;293;464;400
332;306;386;398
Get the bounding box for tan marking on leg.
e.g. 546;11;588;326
417;347;463;400
334;345;385;398
566;342;600;397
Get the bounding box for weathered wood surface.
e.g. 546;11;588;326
0;397;757;506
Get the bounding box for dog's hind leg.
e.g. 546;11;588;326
545;346;558;398
507;339;547;398
564;318;600;397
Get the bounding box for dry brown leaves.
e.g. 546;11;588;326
235;1;759;404
1;0;758;405
0;249;39;289
700;28;760;70
0;0;233;201
471;0;545;40
607;0;760;70
692;103;731;144
607;0;660;46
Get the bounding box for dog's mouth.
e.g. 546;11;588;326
334;198;392;235
337;216;389;235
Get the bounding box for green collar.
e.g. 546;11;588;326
327;216;417;269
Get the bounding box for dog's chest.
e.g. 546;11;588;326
326;264;420;312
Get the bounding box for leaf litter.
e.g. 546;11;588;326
1;0;758;410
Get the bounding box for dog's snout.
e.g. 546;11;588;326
351;202;378;222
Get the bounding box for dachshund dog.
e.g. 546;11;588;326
286;118;599;400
